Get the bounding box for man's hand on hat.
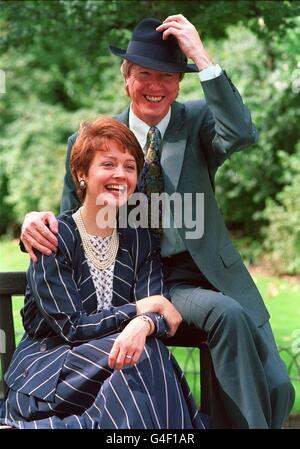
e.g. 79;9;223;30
156;14;213;71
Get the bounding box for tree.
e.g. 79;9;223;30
0;0;299;254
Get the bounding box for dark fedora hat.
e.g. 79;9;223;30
109;18;198;73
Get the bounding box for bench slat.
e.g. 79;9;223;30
0;272;27;296
0;296;16;399
0;272;26;399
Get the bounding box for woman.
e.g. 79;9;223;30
0;117;206;429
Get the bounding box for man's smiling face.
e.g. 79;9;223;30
125;64;180;126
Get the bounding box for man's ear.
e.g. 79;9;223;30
124;81;130;98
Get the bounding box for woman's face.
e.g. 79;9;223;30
79;140;138;210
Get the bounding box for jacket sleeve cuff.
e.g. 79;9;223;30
144;313;169;338
118;311;169;339
198;64;222;82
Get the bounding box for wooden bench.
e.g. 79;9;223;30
0;271;226;426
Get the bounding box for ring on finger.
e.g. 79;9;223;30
125;355;133;359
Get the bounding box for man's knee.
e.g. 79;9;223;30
170;287;254;340
221;299;248;323
207;296;246;330
205;298;256;349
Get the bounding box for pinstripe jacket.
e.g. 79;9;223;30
5;212;169;402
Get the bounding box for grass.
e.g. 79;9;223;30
1;239;300;413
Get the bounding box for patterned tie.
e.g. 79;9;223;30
139;126;164;231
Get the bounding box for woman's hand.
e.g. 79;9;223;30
108;316;152;370
136;295;182;337
21;211;59;262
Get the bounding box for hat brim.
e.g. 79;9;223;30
109;45;199;73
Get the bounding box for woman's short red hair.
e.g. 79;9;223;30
70;116;144;202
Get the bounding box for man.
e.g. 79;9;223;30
21;15;294;428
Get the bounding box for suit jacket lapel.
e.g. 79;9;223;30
162;102;187;192
111;230;135;307
78;255;98;312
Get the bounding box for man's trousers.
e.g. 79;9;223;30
163;251;295;429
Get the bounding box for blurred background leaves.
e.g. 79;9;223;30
0;0;299;273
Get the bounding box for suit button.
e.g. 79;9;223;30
23;369;28;378
40;343;47;352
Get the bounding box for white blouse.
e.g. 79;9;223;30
86;234;114;311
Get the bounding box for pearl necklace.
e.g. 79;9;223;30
73;208;119;270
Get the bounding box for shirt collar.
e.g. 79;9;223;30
129;105;171;150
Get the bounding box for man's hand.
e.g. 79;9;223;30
108;317;151;370
21;211;59;262
136;295;182;337
156;14;213;71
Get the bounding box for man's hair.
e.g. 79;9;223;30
70;116;144;202
120;60;185;96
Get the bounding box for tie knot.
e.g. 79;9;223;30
149;125;159;134
147;126;161;147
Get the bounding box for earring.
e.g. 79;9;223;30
79;179;86;190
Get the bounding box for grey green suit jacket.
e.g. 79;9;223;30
61;71;270;327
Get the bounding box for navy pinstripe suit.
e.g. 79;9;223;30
0;212;206;429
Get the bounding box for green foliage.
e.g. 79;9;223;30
210;23;300;236
2;0;299;49
262;144;300;274
0;0;299;272
231;236;263;267
1;103;72;223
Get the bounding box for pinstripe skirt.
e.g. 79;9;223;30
0;335;206;429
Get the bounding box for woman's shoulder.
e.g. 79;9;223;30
56;210;79;248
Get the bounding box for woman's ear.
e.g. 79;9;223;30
76;171;87;191
77;170;85;183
